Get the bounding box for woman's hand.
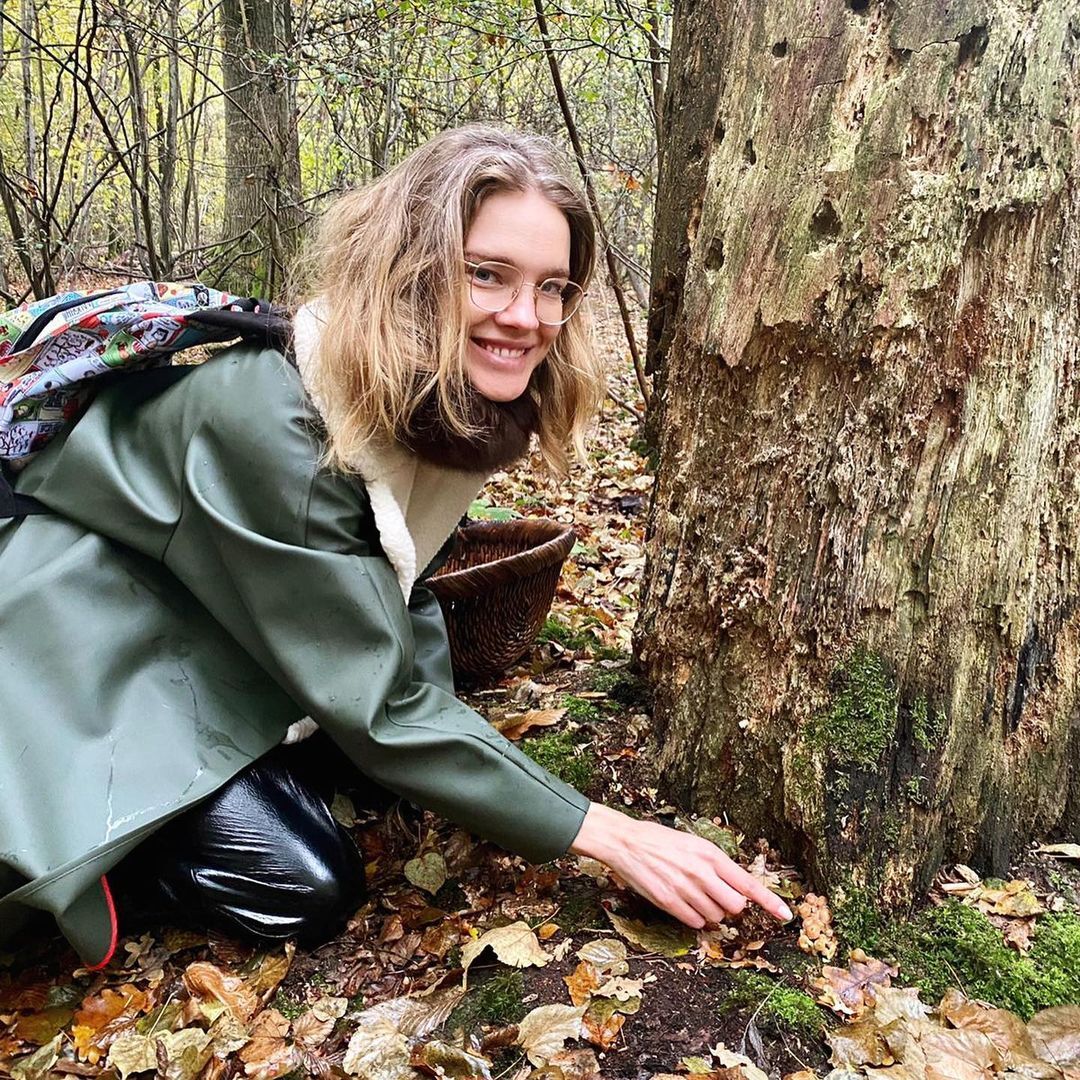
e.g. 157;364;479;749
568;802;793;928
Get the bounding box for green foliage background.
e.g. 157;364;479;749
0;0;668;299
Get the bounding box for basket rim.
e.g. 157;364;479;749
426;518;576;601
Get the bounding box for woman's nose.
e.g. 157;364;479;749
495;286;540;330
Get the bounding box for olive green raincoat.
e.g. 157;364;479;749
0;346;589;965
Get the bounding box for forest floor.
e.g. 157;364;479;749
3;309;1080;1080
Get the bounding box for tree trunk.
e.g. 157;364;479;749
637;0;1080;919
219;0;301;295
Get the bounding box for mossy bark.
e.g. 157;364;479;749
638;0;1080;907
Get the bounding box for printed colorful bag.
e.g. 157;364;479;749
0;280;286;460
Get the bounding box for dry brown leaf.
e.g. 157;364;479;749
516;1004;586;1066
183;962;259;1022
938;988;1036;1061
291;1010;335;1050
1029;1006;1080;1068
870;986;931;1026
710;1042;771;1080
72;985;152;1063
575;938;629;975
971;879;1044;918
495;708;566;740
1037;843;1080;860
813;950;897;1017
921;1026;1003;1079
546;1047;602;1080
420;919;462;960
462;922;550;973
581;1006;625;1051
409;1039;493;1079
236;1008;297;1080
342;990;463;1078
564;961;602;1006
826;1019;896;1068
247;945;295;999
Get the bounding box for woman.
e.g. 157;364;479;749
0;126;790;968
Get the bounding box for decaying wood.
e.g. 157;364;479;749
639;0;1080;907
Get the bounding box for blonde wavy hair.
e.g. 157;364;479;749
296;124;603;473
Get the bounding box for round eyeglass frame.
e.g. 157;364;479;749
464;260;587;326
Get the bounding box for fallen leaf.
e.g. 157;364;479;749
813;950;897;1017
546;1047;602;1080
1029;1006;1080;1067
871;986;932;1026
516;1004;586;1066
342;990;463;1078
495;708;566;740
710;1042;770;1080
581;1005;624;1050
236;1008;296;1080
13;1005;75;1047
593;976;644;1001
9;1035;61;1080
920;1025;1003;1079
183;962;258;1022
405;852;448;896
409;1039;494;1079
606;912;696;957
937;988;1036;1061
575;938;629;975
110;1028;215;1080
564;961;602;1006
1037;843;1080;860
972;879;1045;918
462;922;550;973
73;984;152;1062
247;946;295;999
826;1019;895;1068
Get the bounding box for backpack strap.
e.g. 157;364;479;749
9;288;124;355
0;470;47;517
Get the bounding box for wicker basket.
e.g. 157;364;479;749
426;518;576;682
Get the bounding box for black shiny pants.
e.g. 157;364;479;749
111;737;383;946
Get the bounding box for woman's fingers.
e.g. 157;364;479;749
567;803;794;927
712;851;793;922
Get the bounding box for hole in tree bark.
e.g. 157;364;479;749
958;24;989;66
689;137;705;162
810;198;842;242
705;237;725;270
847;0;870;11
743;139;756;165
772;39;788;57
714;118;726;142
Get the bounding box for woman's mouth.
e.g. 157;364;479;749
471;339;532;364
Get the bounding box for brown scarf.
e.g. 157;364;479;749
398;380;539;472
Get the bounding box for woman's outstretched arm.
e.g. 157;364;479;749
569;802;793;927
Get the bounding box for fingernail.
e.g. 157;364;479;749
779;903;793;921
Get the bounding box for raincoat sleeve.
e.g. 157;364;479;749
50;349;586;863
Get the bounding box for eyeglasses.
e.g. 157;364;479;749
465;260;586;326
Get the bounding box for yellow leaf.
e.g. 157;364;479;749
462;921;550;973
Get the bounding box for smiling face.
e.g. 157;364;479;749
462;187;571;402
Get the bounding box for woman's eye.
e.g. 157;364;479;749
473;267;503;286
539;279;566;298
